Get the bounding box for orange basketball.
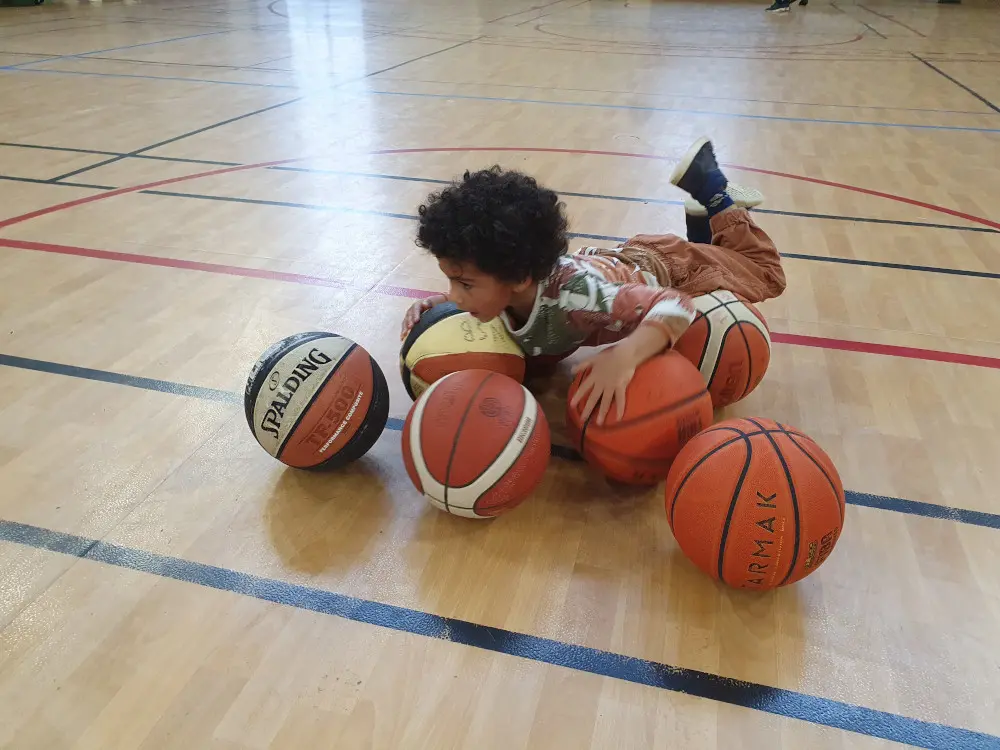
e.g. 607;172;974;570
665;418;845;589
673;291;771;408
402;369;551;518
566;351;713;485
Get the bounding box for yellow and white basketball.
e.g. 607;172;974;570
399;301;525;400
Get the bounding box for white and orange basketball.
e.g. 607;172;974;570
245;332;389;469
673;290;771;408
401;369;551;518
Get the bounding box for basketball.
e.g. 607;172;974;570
673;291;771;408
245;332;390;469
566;351;713;485
665;417;844;589
400;301;525;400
401;369;551;518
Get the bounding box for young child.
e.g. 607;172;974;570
400;138;786;425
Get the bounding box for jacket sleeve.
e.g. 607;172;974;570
556;270;696;348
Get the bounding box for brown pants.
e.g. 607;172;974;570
588;208;786;303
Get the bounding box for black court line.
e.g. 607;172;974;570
0;141;239;167
45;34;481;183
48;97;305;182
0;518;997;750
364;37;482;77
755;207;1000;236
3;168;997;280
4;140;998;237
0;174;113;190
3;353;1000;532
911;54;1000;115
137;188;1000;281
4;174;997;280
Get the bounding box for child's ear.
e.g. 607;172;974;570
512;277;534;293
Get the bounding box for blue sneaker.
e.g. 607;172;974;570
670;138;734;217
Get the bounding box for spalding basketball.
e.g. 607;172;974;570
401;369;550;518
246;332;389;469
566;351;713;485
665;418;844;589
673;291;771;408
400;301;525;400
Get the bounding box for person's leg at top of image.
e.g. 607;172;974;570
766;0;808;13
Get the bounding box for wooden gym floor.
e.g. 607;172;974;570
1;0;999;747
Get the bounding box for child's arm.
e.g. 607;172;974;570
563;280;696;424
400;293;449;340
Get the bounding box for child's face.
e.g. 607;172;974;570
439;259;525;322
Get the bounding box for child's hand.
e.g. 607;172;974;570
570;324;673;424
570;346;637;425
400;294;449;341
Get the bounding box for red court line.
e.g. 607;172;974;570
372;148;1000;231
0;158;298;231
1;146;996;232
3;236;997;370
0;238;432;299
770;332;1000;370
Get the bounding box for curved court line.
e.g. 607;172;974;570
371;147;1000;231
5;186;999;283
536;23;867;51
0;158;298;232
2;145;995;232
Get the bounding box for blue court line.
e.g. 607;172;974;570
1;59;998;132
0;29;232;70
366;90;1000;134
0;517;997;750
0;354;238;404
2;353;1000;532
9;519;1000;746
5;66;297;89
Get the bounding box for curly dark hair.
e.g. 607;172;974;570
416;166;568;283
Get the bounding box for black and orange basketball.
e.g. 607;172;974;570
664;417;845;589
401;369;551;518
673;291;771;408
400;301;525;399
245;332;389;469
566;351;713;485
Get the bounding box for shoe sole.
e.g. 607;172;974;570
767;6;790;12
669;136;710;187
684;183;764;216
